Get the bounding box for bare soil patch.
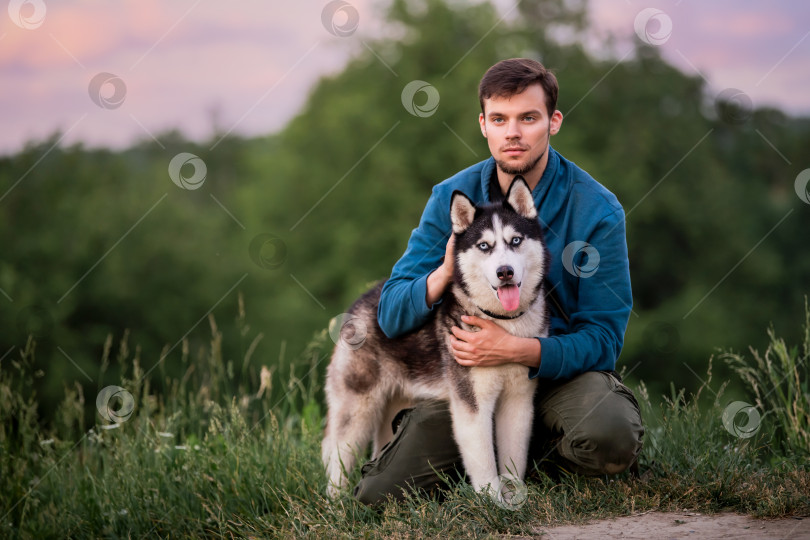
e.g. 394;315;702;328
534;511;809;539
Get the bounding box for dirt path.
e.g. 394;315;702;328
534;511;809;539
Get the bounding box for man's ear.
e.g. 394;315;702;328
450;191;476;234
505;176;537;219
549;109;563;136
479;113;487;138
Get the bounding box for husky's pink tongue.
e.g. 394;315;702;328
497;284;521;311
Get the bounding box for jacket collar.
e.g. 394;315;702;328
480;146;560;205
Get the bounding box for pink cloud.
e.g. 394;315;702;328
695;10;792;38
2;0;809;155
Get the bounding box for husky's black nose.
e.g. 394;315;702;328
496;265;514;281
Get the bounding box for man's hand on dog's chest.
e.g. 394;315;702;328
450;315;540;369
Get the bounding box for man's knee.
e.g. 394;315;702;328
564;409;644;475
353;401;463;505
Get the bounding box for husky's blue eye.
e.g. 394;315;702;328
477;242;490;251
511;237;522;246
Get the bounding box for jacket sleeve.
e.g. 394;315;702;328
377;186;452;338
531;208;633;380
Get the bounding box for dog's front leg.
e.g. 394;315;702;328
449;394;499;494
495;378;538;480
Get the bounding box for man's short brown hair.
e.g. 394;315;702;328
478;58;559;116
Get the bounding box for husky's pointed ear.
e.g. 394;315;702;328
505;176;537;219
450;191;476;234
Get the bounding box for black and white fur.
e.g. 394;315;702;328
322;177;549;502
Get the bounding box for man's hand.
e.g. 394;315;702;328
450;315;541;369
425;235;455;307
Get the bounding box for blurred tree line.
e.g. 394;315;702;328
1;0;808;418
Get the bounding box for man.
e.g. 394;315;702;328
354;58;643;505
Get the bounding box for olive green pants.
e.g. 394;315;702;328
353;370;644;505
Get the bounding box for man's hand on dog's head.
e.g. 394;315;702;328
442;234;455;280
425;235;455;308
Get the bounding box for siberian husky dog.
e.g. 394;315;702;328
322;177;549;502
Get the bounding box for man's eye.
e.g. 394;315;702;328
478;242;490;251
511;237;522;246
523;116;536;122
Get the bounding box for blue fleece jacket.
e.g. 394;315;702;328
377;147;632;381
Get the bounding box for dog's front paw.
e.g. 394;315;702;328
325;482;342;500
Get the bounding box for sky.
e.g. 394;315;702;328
1;0;808;155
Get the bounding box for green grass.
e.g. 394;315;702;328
1;301;809;538
722;297;810;457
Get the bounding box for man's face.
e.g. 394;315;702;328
479;84;563;178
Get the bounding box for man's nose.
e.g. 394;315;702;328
505;120;521;139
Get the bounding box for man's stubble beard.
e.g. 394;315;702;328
496;146;546;176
